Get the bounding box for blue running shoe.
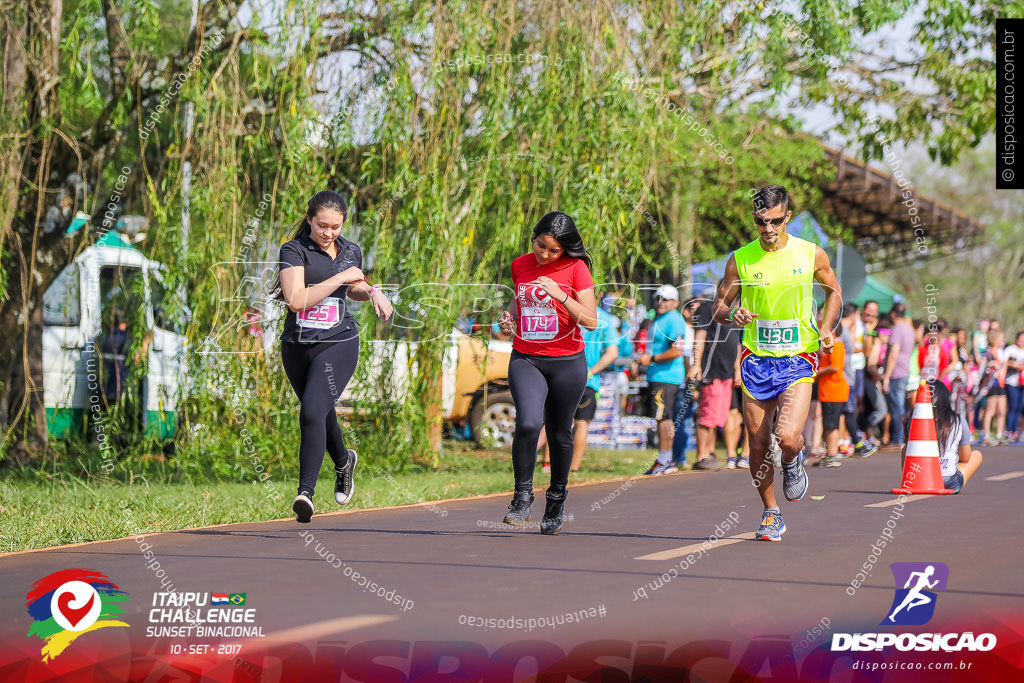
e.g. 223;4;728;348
644;461;670;476
755;509;787;541
782;452;809;501
736;456;749;469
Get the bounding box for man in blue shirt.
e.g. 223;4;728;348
572;307;621;469
639;285;686;475
540;304;620;472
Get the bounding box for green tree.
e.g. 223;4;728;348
0;0;1008;468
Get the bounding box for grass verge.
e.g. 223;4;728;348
0;443;657;553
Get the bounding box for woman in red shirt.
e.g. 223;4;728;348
498;212;598;534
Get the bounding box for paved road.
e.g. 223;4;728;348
3;447;1024;682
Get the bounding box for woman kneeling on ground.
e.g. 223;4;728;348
901;379;982;494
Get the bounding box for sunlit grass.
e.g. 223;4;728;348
0;443;654;553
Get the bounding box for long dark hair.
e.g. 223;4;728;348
292;190;348;239
532;211;592;270
903;380;958;456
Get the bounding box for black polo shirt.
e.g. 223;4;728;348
278;230;362;343
692;300;741;381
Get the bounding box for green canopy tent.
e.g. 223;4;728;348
852;275;903;312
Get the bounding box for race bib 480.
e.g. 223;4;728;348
297;297;341;329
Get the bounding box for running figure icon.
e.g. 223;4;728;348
887;565;939;623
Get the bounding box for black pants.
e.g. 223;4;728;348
508;350;587;494
282;337;359;496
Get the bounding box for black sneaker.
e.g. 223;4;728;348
335;449;358;505
540;490;568;535
502;492;534;526
292;493;314;523
694;456;720;471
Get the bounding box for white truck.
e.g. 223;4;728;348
41;231;187;439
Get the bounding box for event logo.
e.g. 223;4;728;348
884;562;949;626
832;561;993;653
25;569;130;662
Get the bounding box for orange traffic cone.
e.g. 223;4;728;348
891;380;953;495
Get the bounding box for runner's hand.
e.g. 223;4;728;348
731;307;757;326
499;311;515;335
339;267;365;284
371;289;393;321
820;331;835;353
532;276;566;304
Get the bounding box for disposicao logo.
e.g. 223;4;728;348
25;569;130;661
884;562;948;626
832;562;996;653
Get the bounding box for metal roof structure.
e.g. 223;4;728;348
820;145;984;269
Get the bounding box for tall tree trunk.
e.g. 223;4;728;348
0;0;77;461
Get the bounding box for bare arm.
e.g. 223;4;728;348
687;328;707;382
280;265;364;313
713;255;749;326
813;246;842;352
590;344;620;375
883;342;901;379
565;287;599;331
347;279;394;321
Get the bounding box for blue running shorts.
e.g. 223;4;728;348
740;348;818;402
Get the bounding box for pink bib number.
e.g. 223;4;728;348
297;297;341;329
521;306;558;341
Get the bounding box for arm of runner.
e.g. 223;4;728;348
348;280;394;321
812;246;842;353
533;277;598;331
713;255;755;326
687;328;707;383
733;343;743;387
280;265;364;313
499;299;519;335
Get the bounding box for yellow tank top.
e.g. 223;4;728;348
734;234;819;357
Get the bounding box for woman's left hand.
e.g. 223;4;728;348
533;277;567;304
371;289;393;321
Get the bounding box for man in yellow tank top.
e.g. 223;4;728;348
711;185;842;541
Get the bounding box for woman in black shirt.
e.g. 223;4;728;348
278;190;393;522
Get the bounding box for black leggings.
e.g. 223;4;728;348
508;350;587;494
282;337;359;496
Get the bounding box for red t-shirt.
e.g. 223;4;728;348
918;337;953;377
511;253;594;356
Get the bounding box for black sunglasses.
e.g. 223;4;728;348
753;215;787;227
